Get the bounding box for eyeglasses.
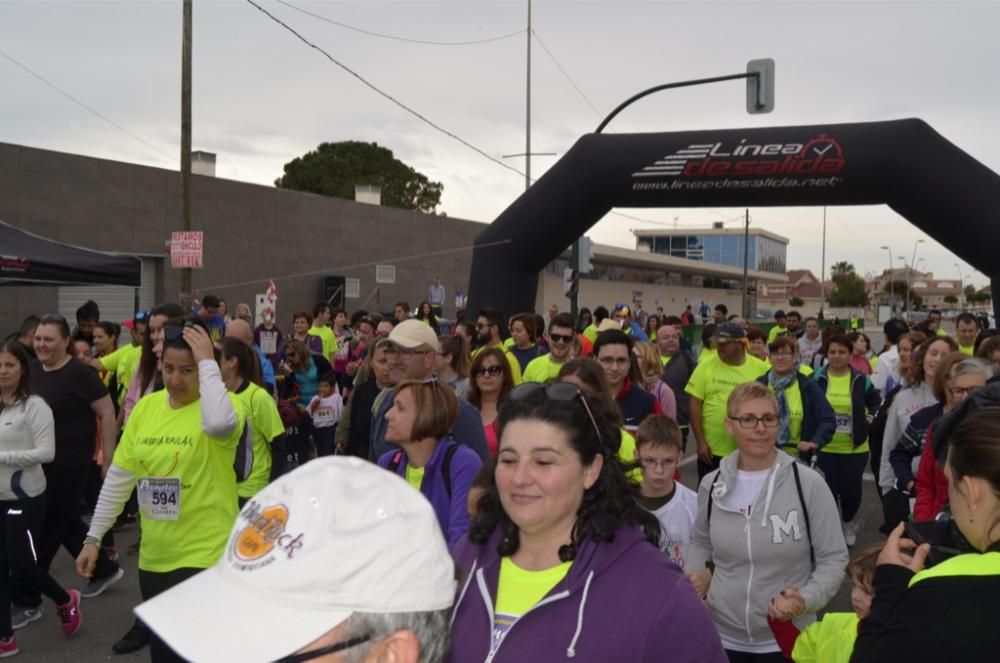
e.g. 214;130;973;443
274;634;372;663
597;356;631;367
638;456;679;471
771;351;794;360
728;413;780;429
474;365;503;378
549;333;574;344
950;385;981;399
509;382;603;445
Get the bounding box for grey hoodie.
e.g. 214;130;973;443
686;449;848;647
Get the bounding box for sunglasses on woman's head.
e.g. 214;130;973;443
509;381;603;445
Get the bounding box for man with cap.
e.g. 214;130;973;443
685;322;769;480
134;457;455;663
369;320;489;462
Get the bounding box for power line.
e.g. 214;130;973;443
245;0;526;179
531;30;603;119
0;48;176;164
275;0;525;46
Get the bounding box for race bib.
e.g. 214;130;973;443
138;477;181;521
259;331;278;355
313;406;336;426
835;413;851;434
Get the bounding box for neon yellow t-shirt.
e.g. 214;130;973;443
522;354;566;384
959;344;975;356
582;324;598;344
308;325;338;362
493;557;572;651
791;612;859;663
660;354;672;367
824;372;868;454
405;464;425;491
115;390;245;572
99;344;142;405
233;383;285;499
685;354;768;456
699;346;718;362
766;377;804;447
503;337;515;349
767;325;789;343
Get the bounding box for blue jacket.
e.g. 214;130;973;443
756;371;837;448
253;343;276;393
377;437;481;546
813;367;882;447
369;388;489;462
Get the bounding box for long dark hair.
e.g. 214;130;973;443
418;301;439;331
139;304;185;393
220;337;264;388
469;388;659;561
0;341;33;403
467;347;514;410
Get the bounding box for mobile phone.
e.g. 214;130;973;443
904;520;975;567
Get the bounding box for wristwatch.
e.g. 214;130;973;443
83;536;101;548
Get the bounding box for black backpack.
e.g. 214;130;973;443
387;442;460;497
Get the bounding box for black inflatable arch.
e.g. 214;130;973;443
467;119;1000;318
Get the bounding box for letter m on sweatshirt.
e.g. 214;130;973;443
769;510;802;544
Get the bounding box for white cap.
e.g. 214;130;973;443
388;319;441;352
135;456;455;663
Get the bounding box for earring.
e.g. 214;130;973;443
969;504;976;524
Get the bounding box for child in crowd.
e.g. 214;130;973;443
768;544;881;663
634;415;698;569
308;373;342;457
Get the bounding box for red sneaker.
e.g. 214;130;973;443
0;635;19;657
57;590;82;637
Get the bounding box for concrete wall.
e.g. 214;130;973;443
0;142;486;334
538;274;745;320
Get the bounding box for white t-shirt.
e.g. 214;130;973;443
309;394;343;428
645;482;699;569
719;468;771;517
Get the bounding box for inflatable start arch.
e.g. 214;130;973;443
466;119;1000;318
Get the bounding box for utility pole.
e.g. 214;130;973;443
819;206;827;320
180;0;193;309
741;209;750;319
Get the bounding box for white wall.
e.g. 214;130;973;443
538;275;744;318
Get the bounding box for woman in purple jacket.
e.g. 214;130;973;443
449;382;726;663
378;379;482;546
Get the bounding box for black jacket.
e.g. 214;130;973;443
660;349;696;427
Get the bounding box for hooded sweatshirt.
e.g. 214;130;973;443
449;525;726;663
686;450;848;648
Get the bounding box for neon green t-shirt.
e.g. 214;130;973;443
99;343;142;405
582;324;598;344
699;346;718;362
405;464;425;491
766;377;804;449
824;372;868;454
685;354;768;456
660;354;672;367
791;612;859;663
503;337;515;349
959;344;975;356
522;354;566;384
493;557;572;650
308;325;338;362
115;390;245;572
233;383;285;499
767;325;789;344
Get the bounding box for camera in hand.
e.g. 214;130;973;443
904;510;975;567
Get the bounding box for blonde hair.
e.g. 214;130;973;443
726;382;778;417
633;342;662;382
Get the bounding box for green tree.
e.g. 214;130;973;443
275;141;444;213
964;284;978;301
944;295;958;304
789;296;804;307
828;261;870;308
882;280;922;310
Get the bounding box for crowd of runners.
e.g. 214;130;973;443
1;292;999;662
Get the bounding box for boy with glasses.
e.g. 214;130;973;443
635;415;698;569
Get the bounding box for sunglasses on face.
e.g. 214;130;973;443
509;381;603;445
549;333;574;344
474;365;503;377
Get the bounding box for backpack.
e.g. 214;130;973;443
706;462;815;566
387;442;461;498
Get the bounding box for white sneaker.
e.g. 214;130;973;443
843;519;858;547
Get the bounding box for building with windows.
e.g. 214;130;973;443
633;223;788;275
867;269;961;311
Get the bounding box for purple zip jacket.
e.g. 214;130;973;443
448;525;726;663
377;437;481;546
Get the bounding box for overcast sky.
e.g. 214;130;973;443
2;0;998;288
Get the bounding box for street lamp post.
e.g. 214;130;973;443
898;256;909;314
908;239;925;316
880;246;894;317
955;262;965;310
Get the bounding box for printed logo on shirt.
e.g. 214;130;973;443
229;500;304;571
490;614;516;655
769;509;802;544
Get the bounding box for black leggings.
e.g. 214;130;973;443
726;650;788;663
0;495;71;638
139;567;203;662
817;451;868;522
